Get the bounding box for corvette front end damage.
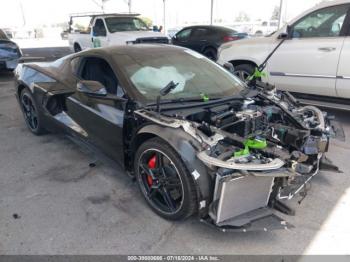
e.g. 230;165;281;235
135;88;343;231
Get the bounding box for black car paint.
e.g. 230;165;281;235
15;45;214;215
172;25;244;59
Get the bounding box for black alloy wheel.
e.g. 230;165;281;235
20;89;46;135
135;138;197;220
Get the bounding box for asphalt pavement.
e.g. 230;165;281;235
0;62;350;255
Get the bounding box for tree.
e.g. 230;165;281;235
271;5;280;20
140;17;153;28
235;12;250;22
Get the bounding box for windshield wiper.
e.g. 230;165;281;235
156;81;179;113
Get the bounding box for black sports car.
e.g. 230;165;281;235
0;29;21;71
15;45;342;231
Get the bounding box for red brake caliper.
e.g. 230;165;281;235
147;155;156;187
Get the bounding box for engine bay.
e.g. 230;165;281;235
158;90;330;177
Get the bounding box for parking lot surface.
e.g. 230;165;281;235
0;70;350;255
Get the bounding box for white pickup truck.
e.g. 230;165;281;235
68;13;169;52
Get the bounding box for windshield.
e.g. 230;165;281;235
105;17;149;32
0;29;8;40
120;49;244;102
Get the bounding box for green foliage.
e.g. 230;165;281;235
140;17;153;28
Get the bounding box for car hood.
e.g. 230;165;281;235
220;35;277;52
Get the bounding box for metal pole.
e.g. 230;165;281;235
19;1;26;26
128;0;132;13
210;0;214;25
278;0;284;28
163;0;166;33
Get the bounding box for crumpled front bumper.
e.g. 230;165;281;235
203;142;342;232
205;170;293;232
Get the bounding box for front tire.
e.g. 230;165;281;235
19;88;47;135
233;63;255;81
134;138;197;220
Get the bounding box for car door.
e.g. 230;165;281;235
66;56;127;165
188;27;210;53
335;14;350;99
172;28;192;48
267;4;350;97
92;18;109;48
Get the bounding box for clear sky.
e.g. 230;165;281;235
0;0;324;29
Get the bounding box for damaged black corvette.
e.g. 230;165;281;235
14;45;344;232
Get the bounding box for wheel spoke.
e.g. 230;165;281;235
30;116;35;128
22;98;30;112
239;71;245;80
159;187;176;211
140;164;155;179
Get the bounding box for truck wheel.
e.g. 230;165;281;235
74;43;82;53
233;64;255;81
134;137;197;220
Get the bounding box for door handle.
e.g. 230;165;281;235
318;47;336;52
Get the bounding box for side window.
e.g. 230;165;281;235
292;4;349;38
176;28;192;41
78;57;123;96
191;28;209;39
94;19;107;37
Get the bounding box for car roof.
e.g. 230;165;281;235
79;44;188;57
181;25;235;32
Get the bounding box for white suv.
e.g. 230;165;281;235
217;0;350;109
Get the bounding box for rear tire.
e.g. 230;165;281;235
74;43;82;53
134;138;197;220
203;47;217;61
19;88;47;135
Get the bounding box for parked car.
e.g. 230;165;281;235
68;13;169;53
217;0;350;109
0;29;22;71
14;44;340;231
172;25;247;60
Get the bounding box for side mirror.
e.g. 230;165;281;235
77;80;107;97
171;35;177;43
278;32;289;39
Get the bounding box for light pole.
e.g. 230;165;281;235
210;0;214;25
278;0;284;28
128;0;132;13
163;0;166;33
